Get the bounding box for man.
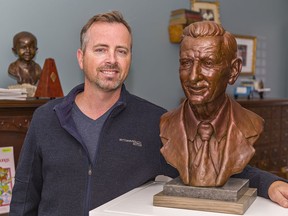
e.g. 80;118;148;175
8;31;42;85
10;12;287;216
10;11;176;216
160;21;288;206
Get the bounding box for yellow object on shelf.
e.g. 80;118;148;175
168;24;185;43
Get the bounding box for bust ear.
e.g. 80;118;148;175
228;57;242;85
12;47;17;55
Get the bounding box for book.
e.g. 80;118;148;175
0;88;27;94
169;16;203;25
0;96;27;100
0;147;15;214
169;9;203;25
171;8;199;16
168;9;203;44
170;13;203;20
0;88;28;100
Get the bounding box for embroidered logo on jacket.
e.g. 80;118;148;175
119;138;142;147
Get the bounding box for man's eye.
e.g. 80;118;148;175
117;49;128;56
94;48;106;53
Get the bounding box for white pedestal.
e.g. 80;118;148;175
90;181;288;216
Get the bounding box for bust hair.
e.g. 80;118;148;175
13;31;37;49
181;21;238;61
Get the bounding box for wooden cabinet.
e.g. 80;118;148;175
237;99;288;178
0;99;49;215
0;99;49;167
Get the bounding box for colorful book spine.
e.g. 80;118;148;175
169;9;203;25
0;147;15;214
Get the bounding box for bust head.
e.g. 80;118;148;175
179;21;242;108
12;31;38;62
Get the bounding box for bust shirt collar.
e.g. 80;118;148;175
184;96;229;142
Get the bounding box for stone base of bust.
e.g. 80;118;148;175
162;177;249;201
153;177;257;215
8;83;37;97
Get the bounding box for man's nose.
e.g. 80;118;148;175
106;51;117;63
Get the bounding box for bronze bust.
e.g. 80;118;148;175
8;31;42;85
160;21;264;187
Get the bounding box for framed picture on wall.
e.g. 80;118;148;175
234;35;257;76
190;0;221;24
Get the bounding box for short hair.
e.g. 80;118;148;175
80;11;132;52
13;31;37;49
182;21;237;61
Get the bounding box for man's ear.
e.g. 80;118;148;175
76;49;84;70
228;57;242;85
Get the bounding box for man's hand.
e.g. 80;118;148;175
268;181;288;208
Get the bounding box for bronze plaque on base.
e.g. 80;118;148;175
153;177;257;215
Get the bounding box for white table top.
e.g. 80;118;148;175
90;181;288;216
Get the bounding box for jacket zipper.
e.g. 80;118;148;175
88;164;92;176
85;163;92;216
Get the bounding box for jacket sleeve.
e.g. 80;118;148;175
160;154;179;178
9;118;43;216
232;165;288;199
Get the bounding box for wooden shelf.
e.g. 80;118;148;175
237;98;288;178
0;99;49;166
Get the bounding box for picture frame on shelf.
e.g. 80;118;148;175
190;0;221;24
234;35;257;76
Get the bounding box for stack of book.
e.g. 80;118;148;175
169;9;203;43
0;88;28;100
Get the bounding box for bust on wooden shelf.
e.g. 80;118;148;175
7;31;42;97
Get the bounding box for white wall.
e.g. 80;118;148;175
0;0;189;110
219;0;288;98
1;0;288;110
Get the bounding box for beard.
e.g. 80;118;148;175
87;63;124;92
95;77;122;92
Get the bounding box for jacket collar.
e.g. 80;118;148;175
53;83;129;142
54;83;128;115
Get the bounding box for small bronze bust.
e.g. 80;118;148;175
160;21;264;187
8;31;42;85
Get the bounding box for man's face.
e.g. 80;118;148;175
77;22;132;92
14;37;37;62
179;36;231;105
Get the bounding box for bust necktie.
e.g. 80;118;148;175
189;121;218;186
194;121;214;166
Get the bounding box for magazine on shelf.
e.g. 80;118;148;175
0;147;15;214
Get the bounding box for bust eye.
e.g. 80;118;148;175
203;59;214;67
180;59;193;69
